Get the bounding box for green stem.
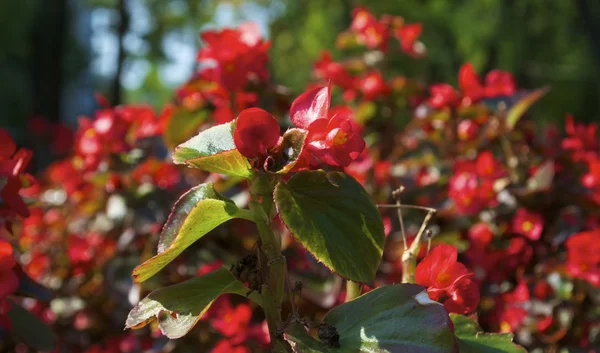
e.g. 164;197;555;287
250;199;290;352
345;281;362;302
401;211;435;283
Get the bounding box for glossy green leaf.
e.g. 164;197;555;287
164;108;209;148
7;299;57;351
505;87;550;130
173;121;252;178
265;128;307;174
275;170;385;284
132;183;253;282
126;268;261;339
285;284;456;353
451;314;527;353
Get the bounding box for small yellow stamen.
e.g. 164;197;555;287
333;131;348;145
522;221;533;232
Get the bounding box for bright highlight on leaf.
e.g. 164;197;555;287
132;183;253;283
274;170;385;284
173;121;252;178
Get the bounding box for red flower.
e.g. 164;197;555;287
468;222;493;249
0;241;18;299
211;340;250;353
511;208;544;241
457;119;479;141
415;244;480;314
198;23;270;91
428;84;460;109
0;128;33;221
132;158;180;190
357;71;389;100
233;108;281;159
212;301;253;341
565;230;600;286
458;63;485;103
290;85;365;167
458;63;516;104
484;70;516;97
350;7;389;51
395;23;424;57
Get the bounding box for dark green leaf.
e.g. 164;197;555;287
451;314;527;353
126;268;261;339
274;170;384;284
132;183;253;282
163;108;209;148
7;299;57;351
285;284;456;353
173;121;252;178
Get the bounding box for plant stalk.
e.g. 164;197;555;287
345;281;362;302
249;199;291;352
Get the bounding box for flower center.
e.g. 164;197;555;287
522;221;533;232
333;130;348;145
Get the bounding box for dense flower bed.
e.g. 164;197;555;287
0;7;598;353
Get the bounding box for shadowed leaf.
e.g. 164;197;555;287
126;268;261;339
285;284;456;353
7;299;57;351
451;314;527;353
275;170;385;284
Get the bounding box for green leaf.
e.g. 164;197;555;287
173;121;252;178
132;183;253;283
265;128;307;174
505;87;550;130
126;268;261;339
451;314;526;353
275;170;385;284
285;284;456;353
164;108;209;148
7;299;57;351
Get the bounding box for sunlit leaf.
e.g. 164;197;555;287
173;121;252;178
505;87;550;130
285;284;456;353
275;170;385;284
132;183;253;282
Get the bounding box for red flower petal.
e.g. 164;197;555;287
233;108;280;159
0;129;17;159
290;84;331;129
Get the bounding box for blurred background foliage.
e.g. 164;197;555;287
1;0;600;141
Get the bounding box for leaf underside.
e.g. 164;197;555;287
126;268;261;339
